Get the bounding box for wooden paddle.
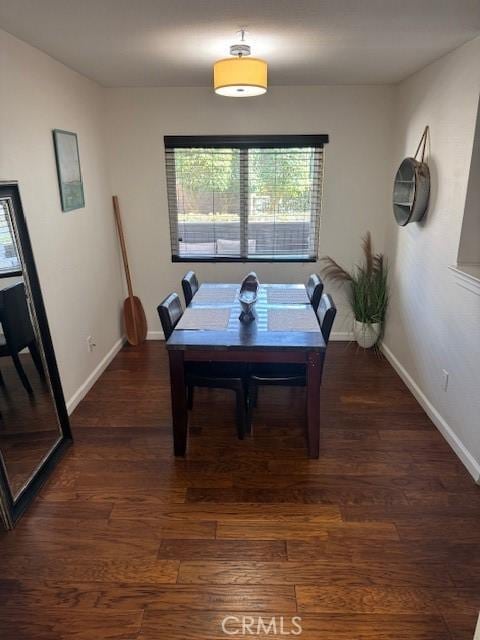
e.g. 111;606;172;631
112;195;147;346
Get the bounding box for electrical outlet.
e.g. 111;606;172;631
442;369;449;392
87;336;97;352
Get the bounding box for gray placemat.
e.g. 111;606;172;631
176;307;231;330
268;307;320;332
267;288;310;304
194;286;239;304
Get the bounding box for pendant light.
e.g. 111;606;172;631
214;30;267;97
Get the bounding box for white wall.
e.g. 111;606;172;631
0;29;125;410
384;36;480;480
105;86;393;338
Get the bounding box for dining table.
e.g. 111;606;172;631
166;282;326;458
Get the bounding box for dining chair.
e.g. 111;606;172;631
306;273;324;311
246;293;336;432
0;282;45;394
181;271;199;307
157;292;248;439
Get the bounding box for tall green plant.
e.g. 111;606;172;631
320;232;389;325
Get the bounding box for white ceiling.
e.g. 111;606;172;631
0;0;479;87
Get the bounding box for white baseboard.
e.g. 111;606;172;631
330;331;354;341
147;330;164;340
147;330;354;342
382;342;480;483
66;337;125;415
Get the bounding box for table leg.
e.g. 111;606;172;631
306;350;321;458
168;350;187;456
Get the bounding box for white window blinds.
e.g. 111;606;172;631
165;135;328;262
0;201;21;275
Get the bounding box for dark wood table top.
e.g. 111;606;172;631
166;283;326;352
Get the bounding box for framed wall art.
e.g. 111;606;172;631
52;129;85;212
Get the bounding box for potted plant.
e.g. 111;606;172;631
320;232;388;348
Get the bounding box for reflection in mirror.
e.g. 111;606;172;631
0;199;62;500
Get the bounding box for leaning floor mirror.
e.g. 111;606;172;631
0;182;71;529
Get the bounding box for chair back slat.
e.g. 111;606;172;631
157;293;183;340
1;282;35;351
306;273;324;312
317;293;336;344
181;271;199;307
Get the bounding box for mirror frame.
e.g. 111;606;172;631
0;182;72;528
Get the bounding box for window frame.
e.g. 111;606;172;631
164;135;329;263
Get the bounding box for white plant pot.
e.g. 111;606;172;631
353;321;381;349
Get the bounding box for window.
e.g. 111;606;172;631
164;135;328;262
0;200;21;276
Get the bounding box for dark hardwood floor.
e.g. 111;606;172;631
1;341;479;639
